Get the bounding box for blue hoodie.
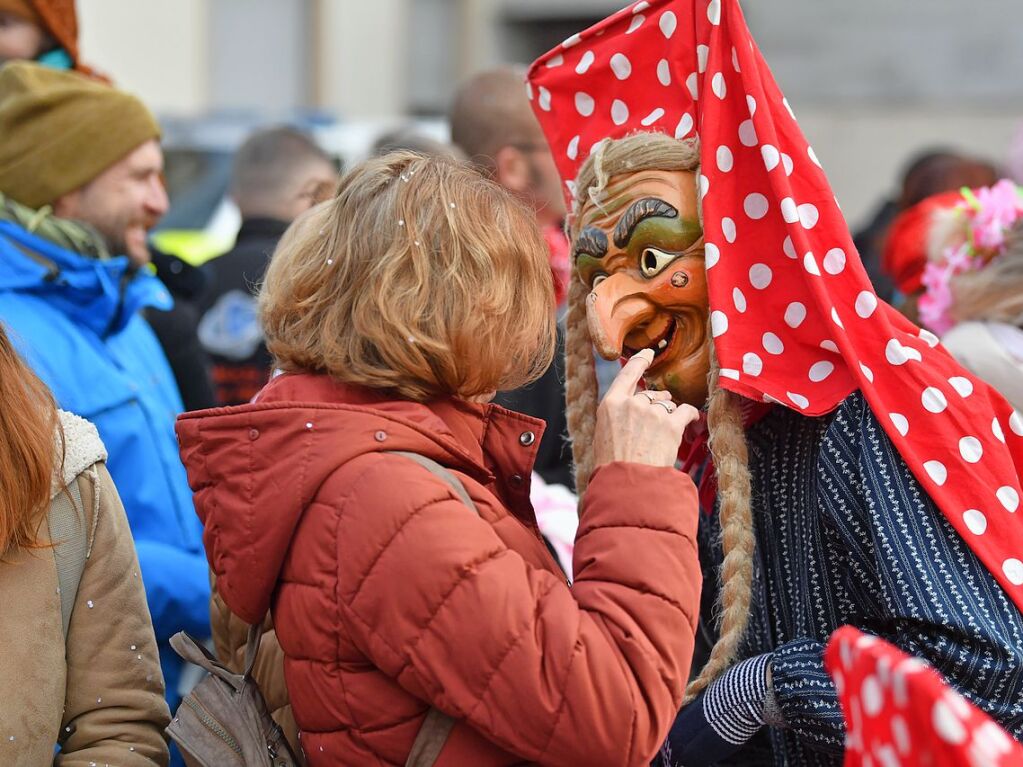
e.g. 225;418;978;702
0;219;210;710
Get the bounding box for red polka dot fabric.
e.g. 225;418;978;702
526;0;1023;616
825;627;1023;766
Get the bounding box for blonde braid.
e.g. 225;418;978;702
565;276;600;498
563;130;754;700
684;337;755;702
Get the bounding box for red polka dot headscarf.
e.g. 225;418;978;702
527;0;1023;614
825;627;1023;765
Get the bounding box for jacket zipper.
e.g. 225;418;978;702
183;696;244;758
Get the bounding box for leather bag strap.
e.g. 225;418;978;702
388;451;476;767
387;451;480;516
405;708;457;767
244;619;263;677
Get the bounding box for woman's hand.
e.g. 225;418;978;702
593;348;698;468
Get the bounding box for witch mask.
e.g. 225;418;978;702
529;0;1023;613
575;167;711;406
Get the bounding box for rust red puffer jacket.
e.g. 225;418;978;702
176;372;700;766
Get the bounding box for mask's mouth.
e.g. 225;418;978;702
622;316;678;366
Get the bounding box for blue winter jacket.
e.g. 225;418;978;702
0;219;210;708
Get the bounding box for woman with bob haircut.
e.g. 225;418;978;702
177;151;702;766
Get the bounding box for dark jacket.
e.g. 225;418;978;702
198;217;288;405
148;247;217;411
176;372;701;766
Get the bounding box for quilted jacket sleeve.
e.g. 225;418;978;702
338;459;700;767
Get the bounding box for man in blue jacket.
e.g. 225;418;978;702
0;61;210;717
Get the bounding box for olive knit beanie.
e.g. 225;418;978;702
0;61;160;209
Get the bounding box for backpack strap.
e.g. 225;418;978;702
170;630;249;694
48;478;87;640
386;451;477;767
405;708;457;767
387;451;479;516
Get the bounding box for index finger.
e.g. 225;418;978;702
606;348;655;399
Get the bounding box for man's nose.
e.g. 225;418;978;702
586;272;654;360
147;176;170;220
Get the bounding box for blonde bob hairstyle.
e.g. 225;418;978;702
260;151;556;401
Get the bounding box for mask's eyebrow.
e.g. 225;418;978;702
573;226;609;261
613;197;679;249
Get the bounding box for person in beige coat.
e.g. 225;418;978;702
0;324;170;765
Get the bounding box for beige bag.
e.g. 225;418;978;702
168;626;298;767
167;451;470;767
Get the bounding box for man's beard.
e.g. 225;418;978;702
94;216;154;266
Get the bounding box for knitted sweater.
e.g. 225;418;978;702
696;391;1023;765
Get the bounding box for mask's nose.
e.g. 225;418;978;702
586;272;653;361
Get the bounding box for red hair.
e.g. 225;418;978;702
0;325;60;551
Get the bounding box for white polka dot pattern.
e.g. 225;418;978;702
574;92;595;116
824;627;1023;767
526;0;1023;612
610;53;632;80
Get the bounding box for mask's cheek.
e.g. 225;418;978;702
647;336;711;408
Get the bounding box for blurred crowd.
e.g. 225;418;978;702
3;0;1023;766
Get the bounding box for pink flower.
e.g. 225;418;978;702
968;179;1023;250
919;260;955;335
920;180;1023;335
943;241;974;272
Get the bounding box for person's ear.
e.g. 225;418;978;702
493;145;530;194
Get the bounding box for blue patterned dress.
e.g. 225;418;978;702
692;391;1023;765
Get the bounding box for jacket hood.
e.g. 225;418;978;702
176;373;544;624
52;410;107;497
0;218;172;337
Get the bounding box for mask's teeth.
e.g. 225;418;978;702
657;339;668;350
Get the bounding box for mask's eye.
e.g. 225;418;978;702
591;273;608;289
640;247;678;278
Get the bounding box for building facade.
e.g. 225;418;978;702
78;0;1023;226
